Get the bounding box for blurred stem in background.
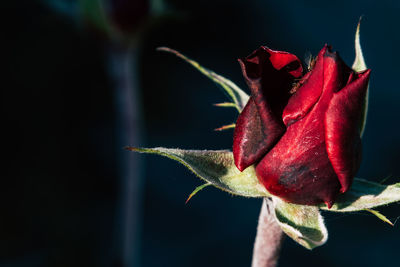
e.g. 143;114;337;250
45;0;151;265
108;41;143;267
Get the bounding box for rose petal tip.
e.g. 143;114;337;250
235;162;245;172
234;156;248;172
324;200;333;209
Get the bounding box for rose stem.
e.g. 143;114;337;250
108;41;144;267
251;198;284;267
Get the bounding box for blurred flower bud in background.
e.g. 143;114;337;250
46;0;166;43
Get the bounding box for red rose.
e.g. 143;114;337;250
233;45;371;207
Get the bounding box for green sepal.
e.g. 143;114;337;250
273;198;328;250
352;19;367;72
186;183;212;204
214;102;238;108
364;209;394;226
127;147;270;198
351;19;369;136
321;178;400;212
214;123;236;131
157;47;249;112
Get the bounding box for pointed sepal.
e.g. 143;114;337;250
127;147;270;197
351;19;369;136
157;47;249;112
321;178;400;212
214;102;238;108
364;209;394;226
352;20;367;72
186;183;212;204
214;123;236;131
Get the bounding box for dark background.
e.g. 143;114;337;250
4;0;400;266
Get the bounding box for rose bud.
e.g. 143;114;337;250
233;45;371;208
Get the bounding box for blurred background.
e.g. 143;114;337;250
4;0;400;266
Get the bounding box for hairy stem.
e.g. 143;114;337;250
251;198;284;267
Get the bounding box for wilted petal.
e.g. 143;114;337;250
239;46;303;116
233;98;284;171
233;47;302;171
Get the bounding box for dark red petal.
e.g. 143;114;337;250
233;47;303;171
282;46;354;127
255;117;341;206
268;48;303;78
345;71;356;85
233;98;284;171
325;69;371;192
321;49;353;94
282;46;327;126
239;46;303;117
255;46;356;206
